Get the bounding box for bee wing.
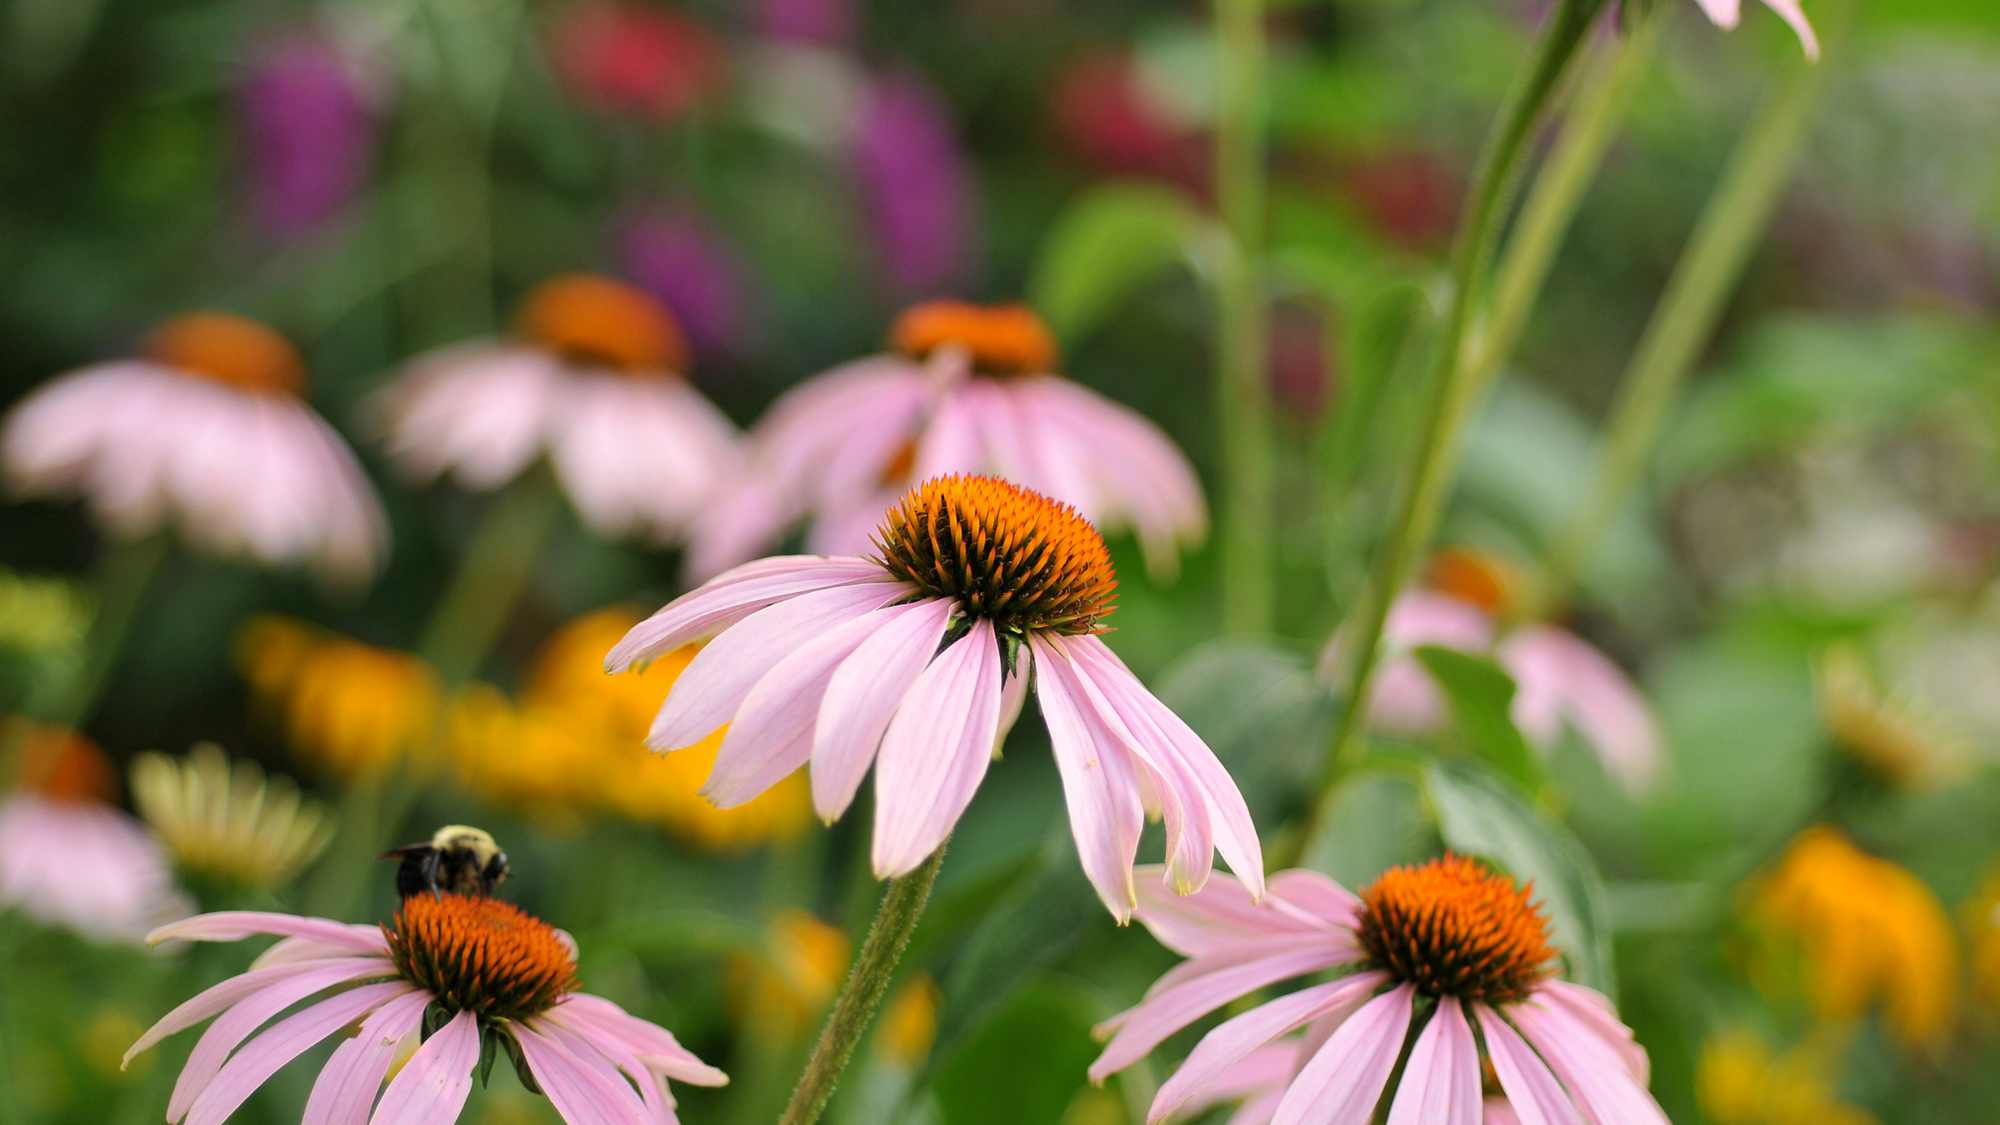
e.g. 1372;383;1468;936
378;843;434;860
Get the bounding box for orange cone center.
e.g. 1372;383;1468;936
517;273;687;375
889;301;1058;377
147;312;305;395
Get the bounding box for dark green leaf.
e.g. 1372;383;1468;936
1412;645;1541;789
1026;182;1212;346
932;982;1102;1125
1298;766;1441;890
1151;638;1333;824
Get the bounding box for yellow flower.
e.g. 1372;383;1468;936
1814;645;1962;790
1696;1030;1876;1125
442;684;600;823
235;616;440;782
726;909;852;1040
130;743;334;891
874;974;943;1066
1748;826;1957;1048
524;608;812;851
0;566;89;656
1964;868;2000;1014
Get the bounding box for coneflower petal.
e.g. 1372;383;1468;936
871;619;1004;878
126;957;390;1069
370;1009;481;1125
184;981;415;1125
1475;1005;1585;1125
1269;983;1415;1125
302;990;430;1125
606;557;892;671
169;960;397;1121
1510;994;1670;1125
514;1022;652;1125
811;597;956;821
1032;633;1145;921
1384;995;1480;1125
1139;972;1388;1118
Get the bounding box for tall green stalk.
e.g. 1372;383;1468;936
1214;0;1274;635
779;843;947;1125
50;533;169;728
1321;0;1612;778
1539;2;1852;603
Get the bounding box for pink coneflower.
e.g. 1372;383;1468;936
125;894;727;1124
1323;549;1661;793
1692;0;1818;59
612;475;1259;920
851;72;976;296
238;35;377;237
685;301;1206;583
376;274;742;544
550;0;728;122
1093;855;1668;1125
0;722;187;943
1;312;388;582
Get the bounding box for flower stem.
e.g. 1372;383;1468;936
1538;3;1851;605
1214;0;1273;635
416;465;564;688
51;532;169;728
778;843;947;1125
1320;0;1610;780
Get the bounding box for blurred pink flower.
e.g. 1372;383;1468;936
0;723;187;943
238;36;377;236
759;0;856;48
1052;51;1208;194
851;72;976;295
611;476;1260;919
551;1;728;121
125;897;726;1125
1;312;388;582
686;300;1205;583
1322;587;1662;793
1691;0;1818;59
1093;856;1667;1125
617;211;754;362
375;274;741;544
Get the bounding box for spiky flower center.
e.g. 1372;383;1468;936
386;893;577;1021
518;273;686;375
890;301;1058;377
873;476;1116;636
148;312;305;395
1356;854;1557;1003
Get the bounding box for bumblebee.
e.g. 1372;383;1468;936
381;825;508;900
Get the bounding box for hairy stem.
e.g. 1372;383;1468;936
779;844;947;1125
1214;0;1274;635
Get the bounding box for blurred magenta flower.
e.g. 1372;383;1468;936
1052;51;1208;194
759;0;856;49
613;475;1260;918
1092;856;1669;1125
851;72;976;295
685;301;1206;583
552;1;727;121
617;211;754;362
238;36;377;237
1;312;389;582
125;897;726;1125
374;274;742;544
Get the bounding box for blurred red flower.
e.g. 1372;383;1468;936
552;1;727;121
1052;51;1207;194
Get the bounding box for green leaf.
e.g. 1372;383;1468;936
1151;638;1334;823
932;981;1102;1125
1412;645;1541;789
1298;766;1441;890
1420;758;1616;997
1317;280;1429;491
1026;182;1213;346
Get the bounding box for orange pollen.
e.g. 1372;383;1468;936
873;475;1116;637
9;721;120;804
1356;854;1558;1003
146;312;305;395
1424;547;1516;616
889;301;1058;377
517;273;687;375
385;893;577;1021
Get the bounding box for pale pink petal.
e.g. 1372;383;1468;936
1129;865;1323;958
1758;0;1819;59
606;558;895;670
185;982;416;1125
547;373;742;542
1265;870;1363;933
1509;993;1669;1125
369;1009;480;1125
647;581;908;750
148;912;390;952
303;990;431;1125
908;381;986;485
1025;377;1208;577
1498;626;1661;794
513;1022;651;1125
805;489;903;557
1142;972;1390;1119
871;620;1004;877
541;1019;676;1125
0;795;187;943
251;936;380;970
1174;1040;1298;1125
126;957;391;1068
1269;983;1416;1125
1093;936;1356;1079
1692;0;1740;28
548;995;728;1087
1535;982;1649;1083
810;597;956;820
1384;996;1480;1125
1475;1005;1585;1125
1032;633;1146;920
374;345;562;489
1486;1097;1525;1125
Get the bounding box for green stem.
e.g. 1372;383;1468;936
1321;0;1610;782
50;533;169;728
416;465;563;687
778;843;947;1125
1539;2;1851;604
1214;0;1274;635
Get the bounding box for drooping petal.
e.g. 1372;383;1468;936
1142;972;1389;1120
1269;982;1416;1125
1032;633;1146;919
1172;1040;1299;1125
126;957;391;1069
513;1022;652;1125
369;1009;481;1125
147;911;389;951
1536;982;1649;1083
1757;0;1820;60
1384;996;1481;1125
1498;626;1660;794
303;990;431;1125
1474;1005;1585;1125
605;557;895;670
870;620;1004;877
1128;865;1323;958
549;994;729;1087
185;982;415;1125
648;581;907;750
1509;992;1669;1125
810;597;956;820
1265;870;1364;934
1692;0;1740;28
